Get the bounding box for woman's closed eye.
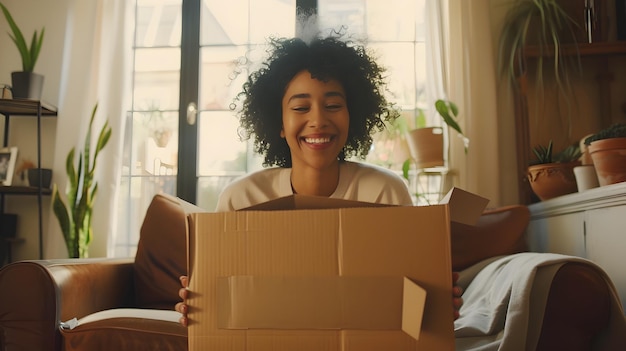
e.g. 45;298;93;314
291;105;310;112
325;103;344;111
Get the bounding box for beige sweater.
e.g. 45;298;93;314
215;161;413;211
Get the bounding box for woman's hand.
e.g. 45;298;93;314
452;272;464;320
175;275;189;327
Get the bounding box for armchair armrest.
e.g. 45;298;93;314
0;258;135;351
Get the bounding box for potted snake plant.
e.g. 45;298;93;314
52;104;111;258
0;2;45;99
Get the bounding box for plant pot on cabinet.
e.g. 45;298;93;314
26;168;52;188
573;164;600;192
588;137;626;186
405;127;444;169
11;72;44;100
527;162;579;201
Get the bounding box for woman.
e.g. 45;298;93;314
176;32;463;325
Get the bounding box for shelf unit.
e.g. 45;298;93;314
514;41;626;204
0;98;57;261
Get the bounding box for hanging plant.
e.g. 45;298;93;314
52;103;112;258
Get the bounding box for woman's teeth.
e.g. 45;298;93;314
304;137;330;144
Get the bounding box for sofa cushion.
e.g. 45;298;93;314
60;309;187;351
451;205;530;271
134;194;205;309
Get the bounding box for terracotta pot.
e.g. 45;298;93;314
527;162;579;201
588;137;626;186
405;127;444;169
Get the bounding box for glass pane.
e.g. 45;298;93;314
199;46;248;111
134;48;181;110
365;0;417;41
131;110;179;176
197;111;247;174
197;175;240;211
249;0;296;44
318;0;366;36
136;0;182;47
319;0;419;42
201;0;249;45
369;42;416;109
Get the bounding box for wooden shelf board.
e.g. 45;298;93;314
0;186;52;195
524;41;626;58
0;98;57;116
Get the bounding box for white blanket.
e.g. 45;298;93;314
454;253;626;351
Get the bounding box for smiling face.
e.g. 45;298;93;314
280;70;350;173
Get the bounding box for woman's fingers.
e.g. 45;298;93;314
177;275;190;327
179;315;188;327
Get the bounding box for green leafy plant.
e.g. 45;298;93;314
402;99;468;176
0;2;45;72
531;140;554;164
399;99;468;204
584;123;626;145
530;140;581;165
434;99;468;153
497;0;580;92
52;104;112;258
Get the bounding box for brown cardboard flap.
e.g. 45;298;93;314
242;194;392;211
439;187;489;226
402;277;427;340
217;275;425;339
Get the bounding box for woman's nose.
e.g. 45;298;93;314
308;105;329;128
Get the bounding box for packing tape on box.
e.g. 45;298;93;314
217;275;425;339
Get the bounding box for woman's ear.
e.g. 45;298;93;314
280;128;285;138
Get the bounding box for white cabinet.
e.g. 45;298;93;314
586;205;626;309
527;182;626;309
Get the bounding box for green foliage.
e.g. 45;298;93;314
52;104;112;258
555;143;582;163
0;2;45;72
434;99;469;154
497;0;580;92
531;140;581;165
584;123;626;145
532;140;554;164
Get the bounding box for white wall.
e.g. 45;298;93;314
1;0;69;261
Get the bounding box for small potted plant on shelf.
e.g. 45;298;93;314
584;123;626;186
0;2;45;99
527;140;582;201
15;159;52;188
403;99;468;172
400;99;469;205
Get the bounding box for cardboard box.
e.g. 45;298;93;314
187;188;487;351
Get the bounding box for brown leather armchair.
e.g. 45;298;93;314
0;193;196;351
0;196;624;351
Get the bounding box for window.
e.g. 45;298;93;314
116;0;437;257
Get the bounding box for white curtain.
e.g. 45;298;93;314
45;0;132;258
434;0;505;205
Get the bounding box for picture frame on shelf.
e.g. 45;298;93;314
0;146;18;186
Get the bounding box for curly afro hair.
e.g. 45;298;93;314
232;34;400;168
